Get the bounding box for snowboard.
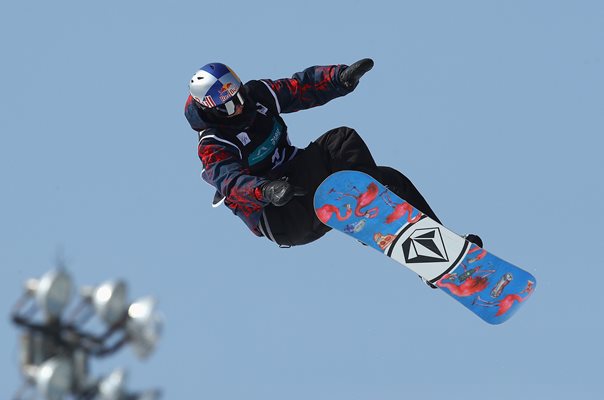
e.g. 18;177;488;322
313;170;536;324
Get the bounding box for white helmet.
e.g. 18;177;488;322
189;63;245;116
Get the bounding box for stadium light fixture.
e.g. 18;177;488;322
92;280;129;326
98;368;127;400
33;356;73;400
126;297;163;359
26;269;73;320
98;368;162;400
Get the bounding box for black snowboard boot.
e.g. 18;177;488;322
420;276;438;289
464;234;483;248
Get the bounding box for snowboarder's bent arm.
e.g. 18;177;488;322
198;140;269;210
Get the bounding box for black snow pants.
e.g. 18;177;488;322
259;126;440;247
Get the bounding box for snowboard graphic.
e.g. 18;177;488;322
313;170;536;324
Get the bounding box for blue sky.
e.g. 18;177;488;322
1;1;602;399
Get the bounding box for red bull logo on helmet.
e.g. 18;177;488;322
217;82;239;102
202;71;241;107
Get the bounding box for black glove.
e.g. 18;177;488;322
339;58;374;89
261;180;307;207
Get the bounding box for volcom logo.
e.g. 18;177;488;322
402;227;449;263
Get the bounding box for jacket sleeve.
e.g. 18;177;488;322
260;64;353;114
198;136;270;217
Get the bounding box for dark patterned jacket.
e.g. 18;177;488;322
184;64;353;236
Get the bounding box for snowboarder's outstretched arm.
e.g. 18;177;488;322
260;58;373;114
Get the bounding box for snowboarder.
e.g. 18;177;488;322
184;59;482;265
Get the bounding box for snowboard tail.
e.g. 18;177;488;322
313;170;536;325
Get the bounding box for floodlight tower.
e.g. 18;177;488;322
11;268;163;400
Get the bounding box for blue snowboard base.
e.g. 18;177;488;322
313;170;536;325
